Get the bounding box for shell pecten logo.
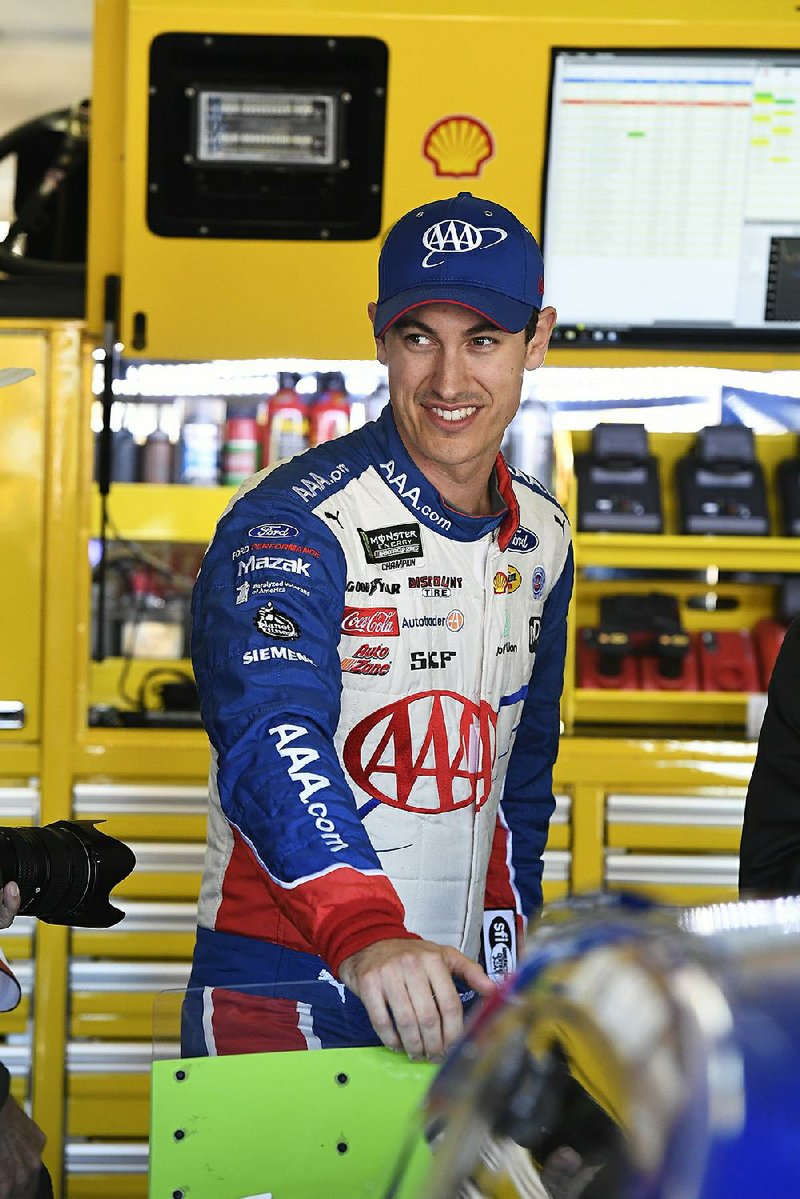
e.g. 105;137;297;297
423;115;495;178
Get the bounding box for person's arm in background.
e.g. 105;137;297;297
0;882;49;1199
740;616;800;896
486;544;574;944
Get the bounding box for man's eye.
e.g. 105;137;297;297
472;336;498;347
406;333;431;346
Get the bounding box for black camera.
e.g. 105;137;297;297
0;820;135;927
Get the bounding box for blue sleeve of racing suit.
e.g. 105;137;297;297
191;482;413;969
500;543;574;915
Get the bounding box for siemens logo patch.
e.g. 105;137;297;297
269;722;348;853
243;646;316;666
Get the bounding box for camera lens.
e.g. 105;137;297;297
0;821;135;927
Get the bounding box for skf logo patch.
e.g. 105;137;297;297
423;115;494;179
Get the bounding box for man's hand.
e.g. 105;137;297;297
0;883;20;931
338;938;494;1061
0;1093;46;1199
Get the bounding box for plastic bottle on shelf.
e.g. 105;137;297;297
222;404;259;485
176;398;222;486
140;408;173;484
262;373;309;466
364;379;390;424
110;426;138;482
507;397;553;490
310;372;350;446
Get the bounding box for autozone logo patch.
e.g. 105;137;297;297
341;643;392;676
341;607;400;637
343;691;497;813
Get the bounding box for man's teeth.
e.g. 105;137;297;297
431;406;477;422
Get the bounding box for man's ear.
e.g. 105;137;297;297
525;306;557;369
367;301;388;365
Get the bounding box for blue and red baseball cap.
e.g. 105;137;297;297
373;192;545;338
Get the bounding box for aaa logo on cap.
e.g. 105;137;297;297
423;115;494;178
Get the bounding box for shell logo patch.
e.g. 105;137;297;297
423;115;495;178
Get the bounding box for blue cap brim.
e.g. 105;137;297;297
374;286;535;338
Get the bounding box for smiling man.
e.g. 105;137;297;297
187;192;573;1062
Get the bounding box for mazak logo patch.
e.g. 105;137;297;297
253;603;300;641
238;554;311;578
248;523;300;539
422;219;507;269
341;607;400;637
358;523;422;568
343;691;497;813
509;527;539;553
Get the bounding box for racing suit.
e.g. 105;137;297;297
187;404;573;1053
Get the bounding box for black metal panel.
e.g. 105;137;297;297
147;32;388;240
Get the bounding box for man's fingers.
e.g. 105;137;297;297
0;881;21;930
427;966;465;1055
358;977;402;1052
446;948;496;996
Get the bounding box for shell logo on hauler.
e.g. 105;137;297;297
422;114;495;178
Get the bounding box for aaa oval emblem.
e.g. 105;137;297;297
343;691;497;813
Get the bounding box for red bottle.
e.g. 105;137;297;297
262;373;309;467
310;372;350;446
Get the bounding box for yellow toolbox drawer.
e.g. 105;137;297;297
606;793;746;853
605;851;739;906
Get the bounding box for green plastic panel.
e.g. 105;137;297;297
149;1046;436;1198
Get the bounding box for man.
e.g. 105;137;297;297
740;615;800;896
187;191;573;1061
1;882;48;1199
0;366;50;1199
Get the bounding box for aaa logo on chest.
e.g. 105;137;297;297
343;691;497;814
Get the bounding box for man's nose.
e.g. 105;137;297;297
429;348;469;400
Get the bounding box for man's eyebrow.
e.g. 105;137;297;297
393;316;504;337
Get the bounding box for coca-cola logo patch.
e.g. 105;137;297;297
253;603;300;641
343;690;497;813
340;606;400;637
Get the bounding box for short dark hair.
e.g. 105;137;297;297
524;308;540;343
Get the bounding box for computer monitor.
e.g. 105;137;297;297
542;48;800;349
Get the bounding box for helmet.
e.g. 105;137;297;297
397;894;800;1199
